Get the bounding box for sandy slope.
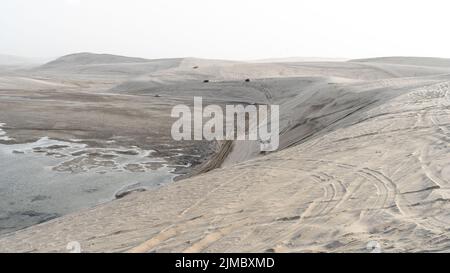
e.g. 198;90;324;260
352;56;450;68
0;55;449;252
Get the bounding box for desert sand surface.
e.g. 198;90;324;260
0;54;450;252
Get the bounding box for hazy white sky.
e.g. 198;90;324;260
1;0;449;60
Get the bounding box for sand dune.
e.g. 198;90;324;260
42;52;152;66
0;54;449;252
250;57;349;63
36;53;184;78
351;56;450;68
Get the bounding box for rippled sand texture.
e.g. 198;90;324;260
1;55;450;252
